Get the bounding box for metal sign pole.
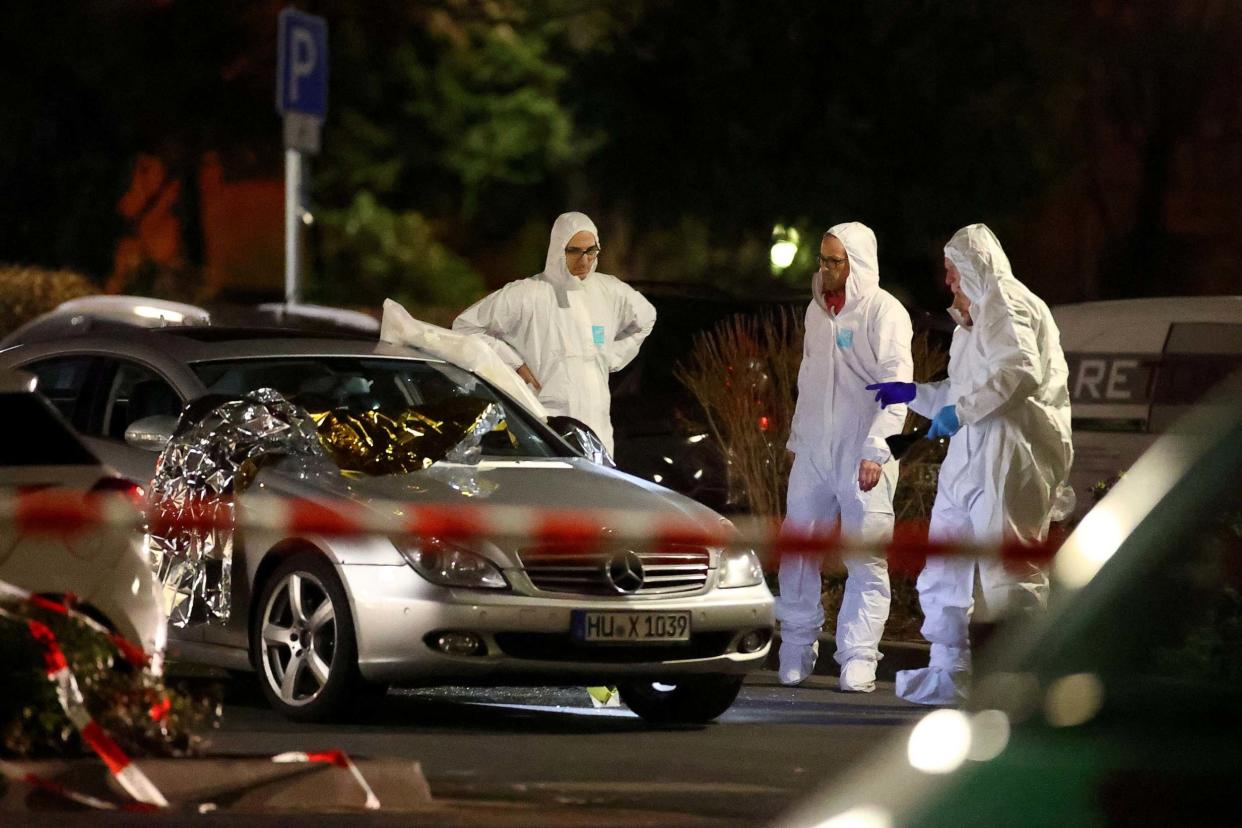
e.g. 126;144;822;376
277;7;327;310
284;147;302;306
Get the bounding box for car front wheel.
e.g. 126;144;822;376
252;553;360;722
618;675;745;724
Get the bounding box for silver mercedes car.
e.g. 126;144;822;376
0;319;773;722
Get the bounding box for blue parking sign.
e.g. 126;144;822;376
277;8;328;119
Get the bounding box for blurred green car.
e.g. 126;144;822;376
783;371;1242;828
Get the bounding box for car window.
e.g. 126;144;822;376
22;356;96;423
98;360;183;440
0;392;98;466
1148;323;1242;432
190;356;561;460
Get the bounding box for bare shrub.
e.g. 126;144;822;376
893;330;950;522
676;309;949;641
674;306;802;517
678;310;947;518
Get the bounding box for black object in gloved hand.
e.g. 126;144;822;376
885;424;927;461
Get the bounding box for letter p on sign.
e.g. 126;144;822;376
290;28;317;102
277;8;328;119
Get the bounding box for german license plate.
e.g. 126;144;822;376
572;610;691;643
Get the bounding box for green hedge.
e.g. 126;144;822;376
0;264;97;338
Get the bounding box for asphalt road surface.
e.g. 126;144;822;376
13;670;927;826
190;670;923;825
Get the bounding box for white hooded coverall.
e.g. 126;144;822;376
896;224;1073;705
779;222;914;687
452;212;657;454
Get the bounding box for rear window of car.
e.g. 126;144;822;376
21;356;96;423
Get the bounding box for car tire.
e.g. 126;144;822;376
618;675;745;724
251;553;361;722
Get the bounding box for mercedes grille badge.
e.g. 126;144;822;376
606;550;645;594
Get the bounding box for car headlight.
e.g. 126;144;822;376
398;539;508;589
718;548;764;588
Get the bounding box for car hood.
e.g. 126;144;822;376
256;457;733;536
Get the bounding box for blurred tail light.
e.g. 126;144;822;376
91;477;146;507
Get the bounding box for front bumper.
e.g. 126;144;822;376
343;563;774;685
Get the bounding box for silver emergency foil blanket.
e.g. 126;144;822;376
148;389;328;628
148;389;505;627
445;401;505;465
422;463;499;499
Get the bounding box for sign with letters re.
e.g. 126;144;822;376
1065;353;1155;404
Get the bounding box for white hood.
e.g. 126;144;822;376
812;221;881;313
944;223;1013;306
541;212;599;297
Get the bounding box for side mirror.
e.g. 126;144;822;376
547;415;616;468
124;415;177;452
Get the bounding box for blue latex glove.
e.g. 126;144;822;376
927;405;961;439
866;381;917;408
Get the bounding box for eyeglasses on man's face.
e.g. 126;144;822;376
565;245;601;261
817;253;848;269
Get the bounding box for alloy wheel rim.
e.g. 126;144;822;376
260;571;337;706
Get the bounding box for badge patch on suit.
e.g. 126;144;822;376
836;329;854;349
592;325;605;346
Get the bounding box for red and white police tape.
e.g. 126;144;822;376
0;594;169;809
1;582;379;812
0;487;1058;567
272;750;381;810
0;580;151;670
0;763;145;812
0;483;1054;810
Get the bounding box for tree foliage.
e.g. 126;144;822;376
315;191;483;309
570;0;1057;305
1020;0;1242;298
0;1;1236;308
302;0;623;306
0;1;275;281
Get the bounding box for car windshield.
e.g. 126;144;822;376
190;356;560;460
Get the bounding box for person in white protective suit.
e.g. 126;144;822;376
452;212;656;455
869;223;1073;706
778;222;914;692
